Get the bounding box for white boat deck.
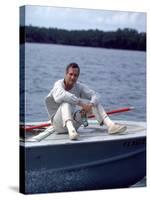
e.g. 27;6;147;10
21;120;146;147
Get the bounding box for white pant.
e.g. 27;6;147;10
92;104;108;124
51;102;108;133
52;103;82;133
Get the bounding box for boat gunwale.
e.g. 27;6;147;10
20;120;146;147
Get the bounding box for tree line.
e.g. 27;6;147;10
20;26;146;51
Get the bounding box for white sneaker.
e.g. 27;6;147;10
108;123;127;134
69;129;79;140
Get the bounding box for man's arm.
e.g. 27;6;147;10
76;83;101;113
79;83;100;105
52;81;79;105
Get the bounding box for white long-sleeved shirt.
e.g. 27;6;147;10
45;79;100;119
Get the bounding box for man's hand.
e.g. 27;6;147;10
78;101;94;114
82;103;93;113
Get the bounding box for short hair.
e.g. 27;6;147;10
66;63;80;75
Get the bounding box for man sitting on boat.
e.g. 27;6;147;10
45;63;127;140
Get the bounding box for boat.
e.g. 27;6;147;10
20;119;146;194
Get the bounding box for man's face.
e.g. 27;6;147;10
65;67;79;87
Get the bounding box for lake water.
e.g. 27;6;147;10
20;43;146;193
21;43;146;123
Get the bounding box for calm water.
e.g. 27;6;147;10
21;43;146;122
21;43;146;193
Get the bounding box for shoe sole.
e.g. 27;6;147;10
69;133;79;140
109;126;127;135
69;136;79;140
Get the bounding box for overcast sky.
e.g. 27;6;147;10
21;5;146;32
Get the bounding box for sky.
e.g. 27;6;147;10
20;5;146;32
